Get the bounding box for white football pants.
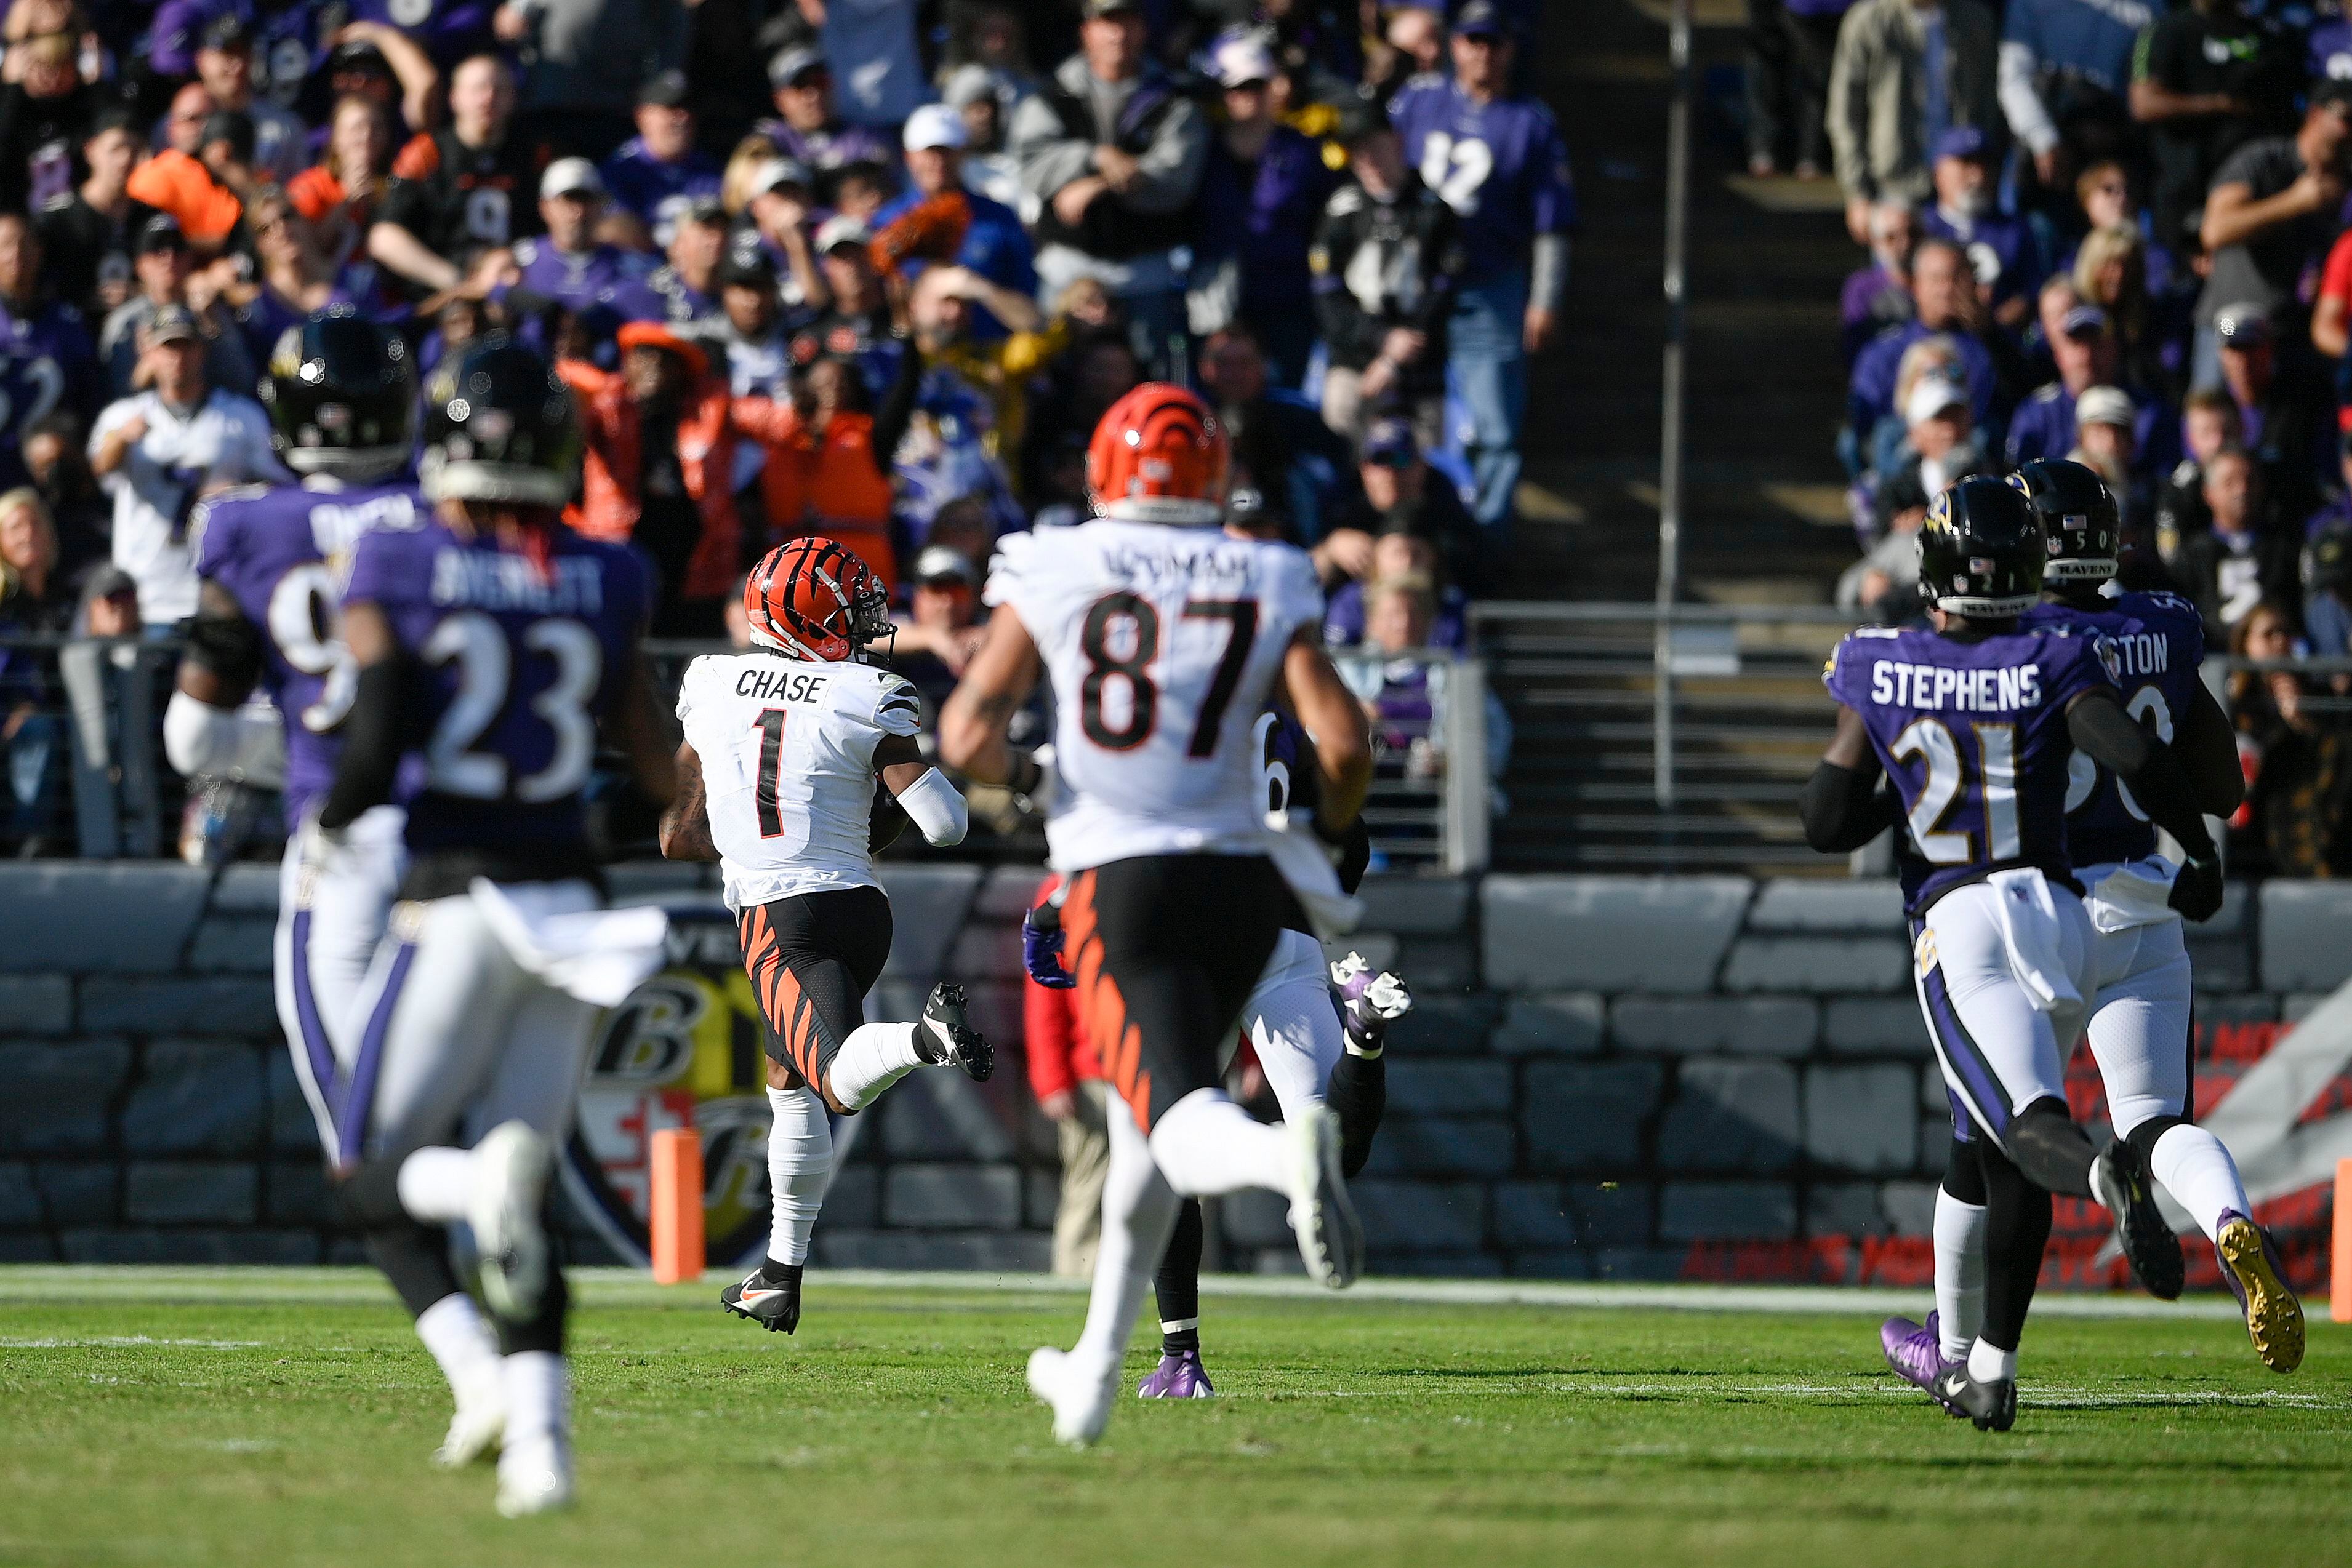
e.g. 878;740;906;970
1913;876;2092;1151
1222;927;1344;1116
2076;859;2196;1137
274;805;406;1155
340;880;604;1168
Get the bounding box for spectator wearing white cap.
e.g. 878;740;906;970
1009;0;1211;382
1873;371;1989;532
489;158;662;321
2068;385;2146;518
870;102;1037;341
1188;32;1341;389
601;71;724;251
787;215;909;404
2004;303;2171;475
756;46;897;208
891;543;987;717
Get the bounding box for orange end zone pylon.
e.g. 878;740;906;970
650;1126;705;1286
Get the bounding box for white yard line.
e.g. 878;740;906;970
0;1264;2303;1321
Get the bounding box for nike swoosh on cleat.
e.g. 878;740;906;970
737;1288;783;1304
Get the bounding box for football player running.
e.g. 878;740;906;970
656;537;993;1338
316;336;679;1516
1801;477;2226;1431
1024;710;1411;1399
1880;461;2302;1390
167;312;523;1467
941;383;1376;1447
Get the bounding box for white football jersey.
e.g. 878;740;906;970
987;520;1325;873
676;652;922;911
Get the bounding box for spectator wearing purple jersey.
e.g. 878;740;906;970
601;71;723;252
491;159;662;324
2005;305;2171;474
756;45;897;209
1009;0;1211;383
1190;34;1339;390
1920;126;2041;329
1826;0;2001;246
1847;236;2004;465
646;196;727;327
1840;196;1917;364
0;212;102;438
1385;1;1574;534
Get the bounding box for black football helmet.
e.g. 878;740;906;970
1917;476;2045;617
259;308;414;481
417;334;581;508
2008;458;2119;583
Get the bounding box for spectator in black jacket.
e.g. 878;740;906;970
35;110;139;321
1311;113;1464;446
1198;321;1358;543
0;22;93;215
2172;444;2300;634
2156;385;2241;562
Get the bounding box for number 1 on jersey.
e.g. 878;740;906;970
753;708;789;837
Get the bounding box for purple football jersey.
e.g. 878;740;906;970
2020;590;2207;870
1825;623;2115;914
1385;76;1575;281
340;518;649;855
193;480;426;820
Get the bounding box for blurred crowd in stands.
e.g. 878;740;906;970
0;0;1564;859
1751;0;2352;874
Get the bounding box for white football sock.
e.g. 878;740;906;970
1933;1187;1988;1364
1966;1338;2018;1382
502;1350;569;1449
1146;1088;1291;1198
827;1022;924;1111
2148;1124;2252;1242
414;1292;502;1398
765;1084;832;1265
396;1146;476;1223
1070;1108;1179;1377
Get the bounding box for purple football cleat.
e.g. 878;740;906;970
1136;1349;1215;1399
1881;1311;1967;1416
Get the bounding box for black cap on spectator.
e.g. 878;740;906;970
327;39;393;77
1451;0;1506;38
1336;102;1394;146
202;109;257;164
82;563;138;603
1082;0;1142;16
638;70;692;109
769;46;827;87
913;546;978;587
201;13;252;50
137;214;188;254
1362;418;1420;466
717;244;777;287
2314;79;2352;115
86;105;137;142
680;194;729;228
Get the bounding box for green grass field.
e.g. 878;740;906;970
1;1267;2345;1568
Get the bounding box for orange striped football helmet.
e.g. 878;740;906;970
1085;382;1229;525
744;537;893;662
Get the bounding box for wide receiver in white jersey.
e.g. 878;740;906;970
941;382;1377;1447
659;537;994;1338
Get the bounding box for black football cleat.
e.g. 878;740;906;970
2091;1138;2185;1301
722;1263;803;1334
1932;1363;2018;1432
917;982;994;1081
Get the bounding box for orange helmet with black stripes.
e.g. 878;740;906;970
744;537;893;662
1085;382;1229;526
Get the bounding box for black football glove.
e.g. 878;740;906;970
2167;852;2223;922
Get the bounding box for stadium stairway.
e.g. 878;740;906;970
1493;0;1864;872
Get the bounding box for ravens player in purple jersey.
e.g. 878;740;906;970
171;310;423;1172
318;335;676;1516
1802;476;2226;1430
1882;462;2303;1388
